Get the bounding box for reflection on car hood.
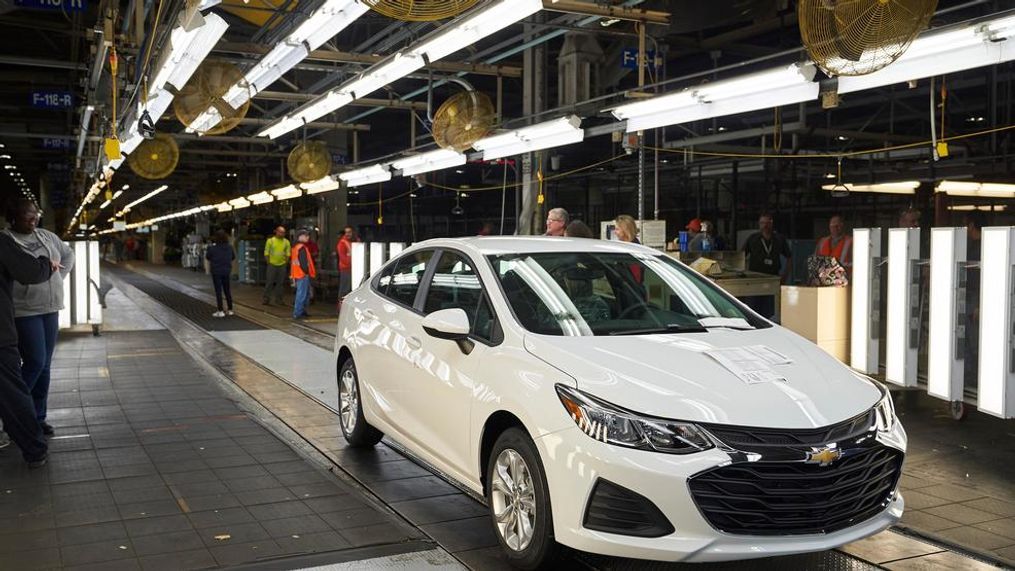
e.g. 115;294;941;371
523;328;880;429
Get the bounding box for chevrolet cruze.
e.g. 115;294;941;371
334;237;905;569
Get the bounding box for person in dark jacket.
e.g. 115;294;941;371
0;232;54;467
205;231;235;317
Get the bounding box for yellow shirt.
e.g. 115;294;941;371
264;236;291;266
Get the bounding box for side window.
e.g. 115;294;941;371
378;250;433;308
424;252;497;342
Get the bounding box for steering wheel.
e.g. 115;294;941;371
615;304;647;321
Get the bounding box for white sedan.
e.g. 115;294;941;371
334;237;906;569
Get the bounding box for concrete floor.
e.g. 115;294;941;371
2;259;1008;570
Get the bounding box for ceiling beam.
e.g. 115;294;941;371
214;42;523;78
542;0;670;25
255;91;428;110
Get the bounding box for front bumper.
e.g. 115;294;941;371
535;420;907;563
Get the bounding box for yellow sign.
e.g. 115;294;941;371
104;137;121;161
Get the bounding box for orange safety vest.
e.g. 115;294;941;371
290;243;317;280
817;235;852;267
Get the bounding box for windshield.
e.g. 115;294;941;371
487;252;768;336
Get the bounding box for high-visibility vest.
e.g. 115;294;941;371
290;243;317;279
817;235;852;267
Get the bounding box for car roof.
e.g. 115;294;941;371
404;236;662;257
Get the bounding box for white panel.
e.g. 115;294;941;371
978;227;1015;418
88;241;102;324
351;242;366;289
850;229;881;374
59;270;71;329
927;228;966;401
73;241;88;325
885;228;920;387
369;242;386;276
388;242;405;258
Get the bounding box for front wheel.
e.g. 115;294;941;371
338;358;383;447
487;428;562;570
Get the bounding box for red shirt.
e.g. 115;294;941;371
337;237;352;271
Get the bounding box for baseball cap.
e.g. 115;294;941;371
686;218;702;233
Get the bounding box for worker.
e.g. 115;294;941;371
815;214;853;275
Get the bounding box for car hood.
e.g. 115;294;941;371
523;328;880;429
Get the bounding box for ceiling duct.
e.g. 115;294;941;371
665;0;779;34
558;32;604;107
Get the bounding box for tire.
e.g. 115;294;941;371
338;358;383;447
486;427;563;570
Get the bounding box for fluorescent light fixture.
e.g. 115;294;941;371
301;175;340;194
186;106;223;134
610;64;818;132
112;190;123;200
885;228;920;387
821;181;919;195
99;200;111;209
936;180;1015;198
247;191;274;205
148;12;229;94
218;0;368;113
339;164;391;187
351;242;366;288
76;105;94;164
391;149;467;177
838;14;1015;94
948;204;1008;211
215;202;233;212
270;184;302;200
259;0;542;139
978;227;1015;418
228;197;252;209
928;228;966;402
411;0;542;61
473;115;584;160
119;185;169;215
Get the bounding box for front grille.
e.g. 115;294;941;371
688;446;903;536
583;479;674;538
702;409;877;451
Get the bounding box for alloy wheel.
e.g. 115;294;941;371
339;368;358;434
491;448;537;551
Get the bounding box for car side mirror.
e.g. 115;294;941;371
423;308;471;340
422;308;475;355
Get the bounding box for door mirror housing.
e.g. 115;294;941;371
423;308;471;340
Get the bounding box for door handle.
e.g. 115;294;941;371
363;309;378;320
406;336;422;349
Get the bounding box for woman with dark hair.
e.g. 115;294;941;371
2;198;74;436
205;230;235;317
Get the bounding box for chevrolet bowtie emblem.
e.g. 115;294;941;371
806;446;842;466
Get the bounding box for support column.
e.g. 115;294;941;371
518;14;545;236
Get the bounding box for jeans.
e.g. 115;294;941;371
16;312;59;422
212;273;233;311
0;345;47;461
263;263;288;303
293;277;311;318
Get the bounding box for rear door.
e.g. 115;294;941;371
355;249;435;429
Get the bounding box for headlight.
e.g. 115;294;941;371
556;385;713;454
874;388;897;432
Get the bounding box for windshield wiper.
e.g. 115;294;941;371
697;317;755;330
609;324;708;336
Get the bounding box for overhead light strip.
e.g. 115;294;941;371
259;0;543;139
473;115;584;160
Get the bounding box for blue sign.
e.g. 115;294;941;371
332;152;348;165
42;138;71;150
622;48;659;70
14;0;86;12
32;91;74;109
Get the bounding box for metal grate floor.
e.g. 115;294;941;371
106;265;266;332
